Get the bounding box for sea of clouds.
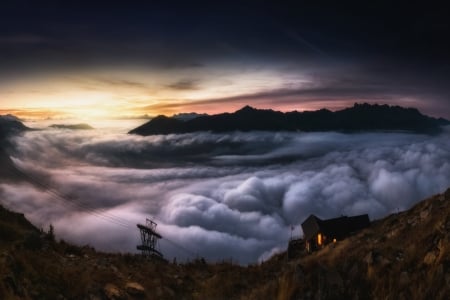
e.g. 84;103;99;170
1;125;449;264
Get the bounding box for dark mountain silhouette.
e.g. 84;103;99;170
0;115;28;141
49;123;94;130
129;103;450;135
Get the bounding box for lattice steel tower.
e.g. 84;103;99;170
136;218;163;258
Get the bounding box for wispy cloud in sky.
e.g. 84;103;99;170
166;79;201;91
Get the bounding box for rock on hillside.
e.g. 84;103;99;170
0;188;449;299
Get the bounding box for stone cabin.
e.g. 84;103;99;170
301;214;370;252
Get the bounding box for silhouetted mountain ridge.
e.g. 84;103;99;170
130;103;449;135
0;115;28;141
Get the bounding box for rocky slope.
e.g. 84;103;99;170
129;103;450;136
0;188;449;299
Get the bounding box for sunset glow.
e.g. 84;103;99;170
0;68;314;120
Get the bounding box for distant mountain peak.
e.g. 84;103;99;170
49;123;94;130
236;105;257;112
172;112;209;121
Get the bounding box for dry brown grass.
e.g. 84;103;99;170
276;271;298;300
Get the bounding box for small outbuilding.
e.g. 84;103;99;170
301;214;370;252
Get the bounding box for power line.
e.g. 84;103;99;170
12;162;133;228
163;237;198;259
10;159;201;258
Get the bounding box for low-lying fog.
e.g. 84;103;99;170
1;121;449;264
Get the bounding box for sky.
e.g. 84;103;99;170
1;1;449;119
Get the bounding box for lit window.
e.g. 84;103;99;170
317;233;322;245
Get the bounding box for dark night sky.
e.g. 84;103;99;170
1;1;449;119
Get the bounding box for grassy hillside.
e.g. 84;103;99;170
1;188;449;299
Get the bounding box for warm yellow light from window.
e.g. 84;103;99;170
317;233;322;246
333;238;337;243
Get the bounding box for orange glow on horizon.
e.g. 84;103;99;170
0;99;384;121
0;68;316;120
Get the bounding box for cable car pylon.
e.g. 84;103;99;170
136;218;164;259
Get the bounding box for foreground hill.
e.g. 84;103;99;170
0;188;449;299
129;103;449;135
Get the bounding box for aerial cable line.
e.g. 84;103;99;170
11;159;202;258
12;162;132;228
163;237;198;259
